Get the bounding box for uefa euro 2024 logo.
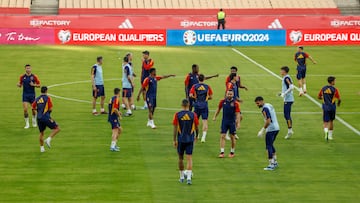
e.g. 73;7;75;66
183;30;197;45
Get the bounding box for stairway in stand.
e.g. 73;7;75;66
31;0;59;15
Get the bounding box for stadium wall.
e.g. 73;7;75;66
0;15;359;46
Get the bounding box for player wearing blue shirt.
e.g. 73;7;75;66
294;46;316;96
31;86;60;153
137;68;175;129
280;66;295;139
17;64;41;129
122;56;134;116
108;88;122;152
91;56;106;115
173;99;199;185
255;96;280;171
318;76;341;141
213;90;241;158
189;74;213;143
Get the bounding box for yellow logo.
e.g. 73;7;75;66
297;54;304;59
197;85;206;91
37;97;44;104
181;114;191;121
324;88;332;94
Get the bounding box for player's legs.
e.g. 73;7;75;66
323;109;331;140
184;142;193;184
302;68;307;93
39;131;45;152
44;119;60;149
328;110;336;140
122;89;132;116
110;128;119;151
100;96;106;113
146;98;156;128
284;102;294;139
177;142;185;182
296;67;304;96
22;101;30;129
264;131;277;170
92;87;99;115
228;123;237;157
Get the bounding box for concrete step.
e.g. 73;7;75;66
30;0;59;15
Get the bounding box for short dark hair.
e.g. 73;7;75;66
142;50;150;55
254;96;264;102
182;99;189;107
114;88;121;95
198;74;205;82
229;73;237;81
126;52;132;57
230;66;238;71
149;68;156;74
298;46;304;50
24;64;31;68
281;66;289;73
220;8;223;11
123;56;129;63
328;76;336;84
41;86;47;93
97;56;103;62
192;64;198;70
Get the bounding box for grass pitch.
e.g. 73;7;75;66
0;45;359;202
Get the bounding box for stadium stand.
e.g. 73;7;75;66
57;0;341;15
0;0;31;14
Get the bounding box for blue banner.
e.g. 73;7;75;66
167;29;286;46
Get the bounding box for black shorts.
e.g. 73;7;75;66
38;118;58;132
178;142;194;155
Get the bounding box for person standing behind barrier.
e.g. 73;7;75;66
217;8;226;30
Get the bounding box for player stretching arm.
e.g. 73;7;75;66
294;46;316;96
137;68;175;128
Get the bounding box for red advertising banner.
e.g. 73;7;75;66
0;28;54;44
55;29;166;45
287;29;360;45
1;15;360;30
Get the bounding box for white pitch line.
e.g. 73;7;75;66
231;48;360;136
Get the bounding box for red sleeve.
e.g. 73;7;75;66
218;99;224;109
113;97;119;109
33;74;40;84
208;86;213;96
318;89;323;98
193;113;199;126
184;75;190;86
304;53;309;58
172;113;178;125
334;88;340;99
189;85;196;95
235;101;240;113
48;96;53;110
156;76;162;81
19;75;24;85
225;76;230;86
31;100;37;109
142;77;150;89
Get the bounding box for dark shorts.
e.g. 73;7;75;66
265;131;279;148
194;107;208;120
178;141;194;156
296;66;307;80
146;97;156;108
122;88;132;98
93;85;105;98
323;109;336;122
283;102;293;120
221;120;236;135
38;118;58;132
109;118;121;129
22;94;35;103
